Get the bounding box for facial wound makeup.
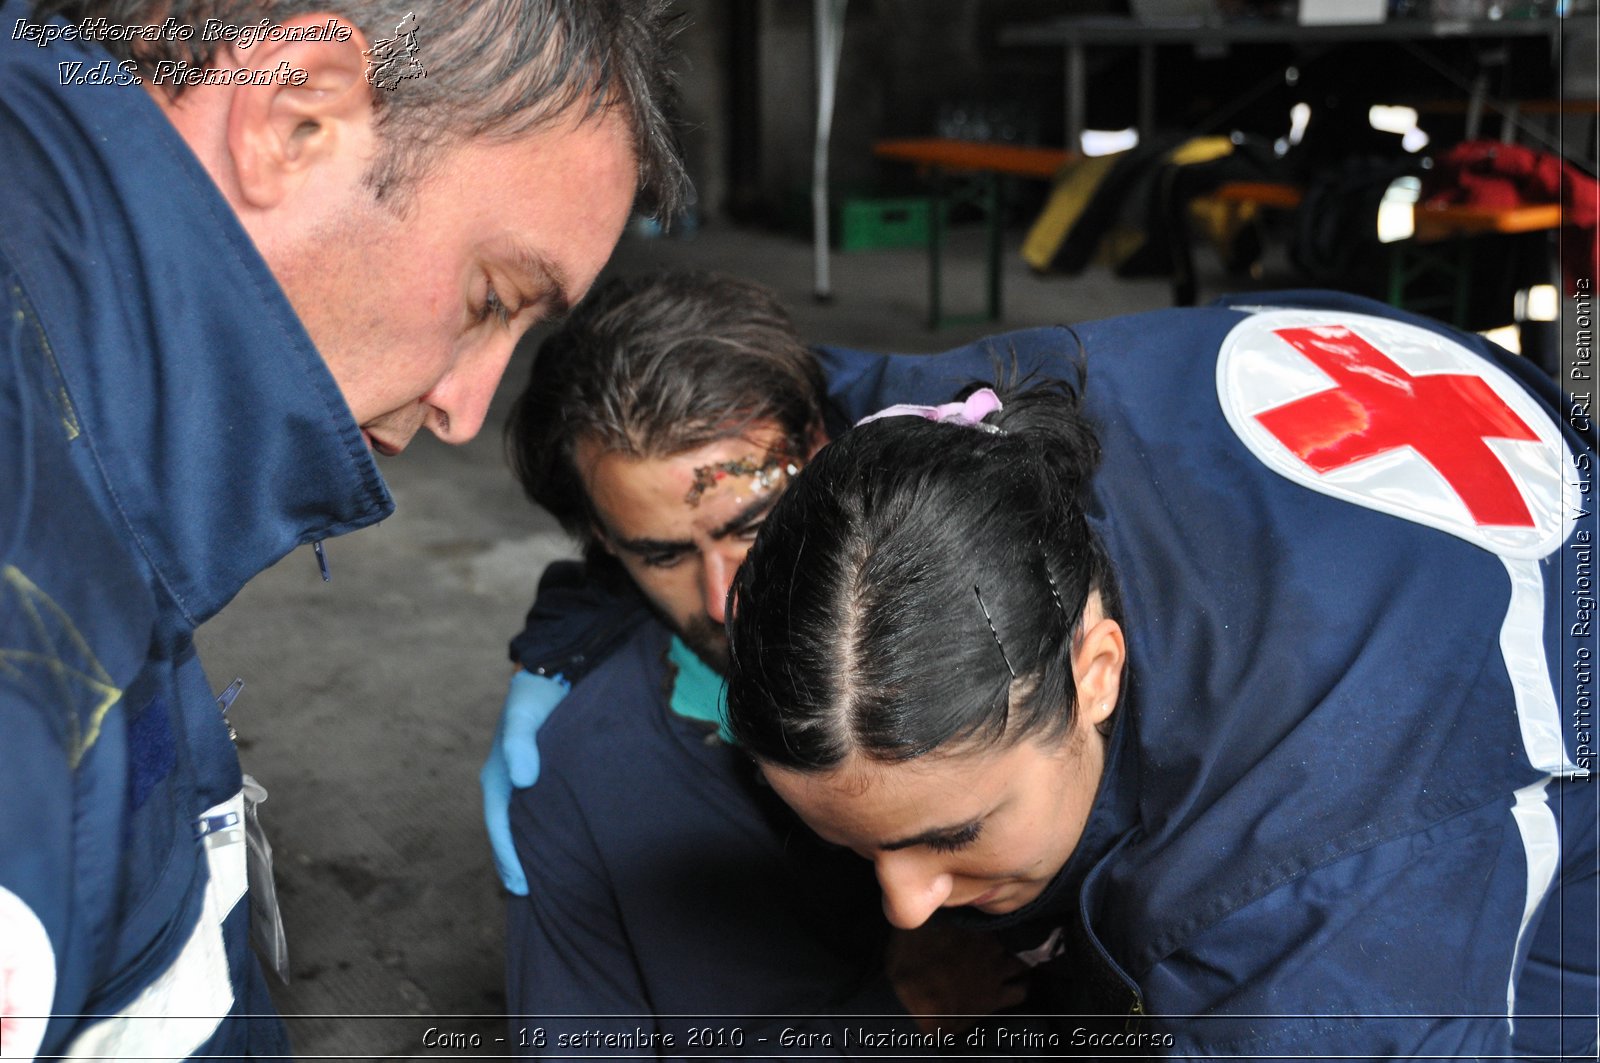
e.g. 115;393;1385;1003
685;454;799;506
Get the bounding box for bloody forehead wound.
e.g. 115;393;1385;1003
684;453;800;507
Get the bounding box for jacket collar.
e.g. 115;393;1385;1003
0;19;394;627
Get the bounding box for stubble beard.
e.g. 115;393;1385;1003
680;614;730;676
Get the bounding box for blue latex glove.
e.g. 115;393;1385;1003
481;669;570;895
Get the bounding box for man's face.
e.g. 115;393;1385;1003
577;423;802;672
271;112;637;452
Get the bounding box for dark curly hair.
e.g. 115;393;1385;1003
505;270;826;562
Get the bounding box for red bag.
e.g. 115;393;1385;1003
1423;140;1598;294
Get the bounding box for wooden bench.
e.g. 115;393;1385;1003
872;138;1075;328
1181;183;1561;331
1389;200;1564;327
1200;181;1305;212
1411;201;1564;241
1174;180;1305;305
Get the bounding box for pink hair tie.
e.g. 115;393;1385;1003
855;387;1003;434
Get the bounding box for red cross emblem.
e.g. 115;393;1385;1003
1218;309;1571;559
1253;326;1541;527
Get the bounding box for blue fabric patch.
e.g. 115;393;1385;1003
127;694;175;811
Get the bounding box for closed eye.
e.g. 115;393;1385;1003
642;550;688;570
924;822;983;854
476;282;514;327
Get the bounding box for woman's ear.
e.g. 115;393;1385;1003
1071;594;1124;731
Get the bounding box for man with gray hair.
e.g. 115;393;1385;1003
0;0;684;1056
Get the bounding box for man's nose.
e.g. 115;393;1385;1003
874;853;955;930
702;548;742;625
424;337;519;445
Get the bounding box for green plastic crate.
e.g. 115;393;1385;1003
838;196;930;251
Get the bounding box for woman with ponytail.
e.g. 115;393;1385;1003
725;297;1596;1058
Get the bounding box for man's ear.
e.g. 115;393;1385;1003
590;523;618;558
1071;594;1124;732
225;14;375;209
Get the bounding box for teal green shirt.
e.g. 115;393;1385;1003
667;636;734;744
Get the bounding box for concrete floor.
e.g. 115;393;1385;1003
192;219;1579;1059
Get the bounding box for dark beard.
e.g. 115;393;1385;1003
680;614;730;676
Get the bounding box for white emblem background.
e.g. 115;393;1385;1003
0;884;54;1060
1217;309;1579;560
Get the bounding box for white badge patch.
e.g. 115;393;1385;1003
0;885;56;1060
61;791;246;1063
1217;309;1578;560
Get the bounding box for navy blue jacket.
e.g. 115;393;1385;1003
828;294;1597;1058
507;620;918;1058
0;8;392;1058
511;293;1596;1059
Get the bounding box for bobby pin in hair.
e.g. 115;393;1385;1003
973;584;1015;679
1043;566;1070;624
1039;541;1072;626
